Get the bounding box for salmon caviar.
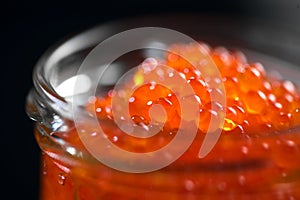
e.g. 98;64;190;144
87;42;300;135
36;42;300;200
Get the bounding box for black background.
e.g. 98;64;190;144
1;0;300;199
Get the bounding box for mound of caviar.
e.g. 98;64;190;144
87;42;300;136
39;42;300;200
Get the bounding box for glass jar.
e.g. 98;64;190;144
26;14;300;200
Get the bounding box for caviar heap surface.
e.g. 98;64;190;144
87;42;300;136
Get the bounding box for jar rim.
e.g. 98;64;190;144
28;13;300;122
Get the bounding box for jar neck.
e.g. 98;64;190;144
26;49;73;132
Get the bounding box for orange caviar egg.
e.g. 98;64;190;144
238;64;265;92
197;101;224;133
242;90;268;114
223;105;245;131
211;47;236;72
292;108;300;126
128;83;181;130
290;99;300;126
222;76;240;100
86;96;113;119
187;77;210;106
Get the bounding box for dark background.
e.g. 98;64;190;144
1;0;300;199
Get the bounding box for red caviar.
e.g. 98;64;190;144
88;43;300;135
38;42;300;200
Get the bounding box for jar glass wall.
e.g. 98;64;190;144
26;14;300;199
